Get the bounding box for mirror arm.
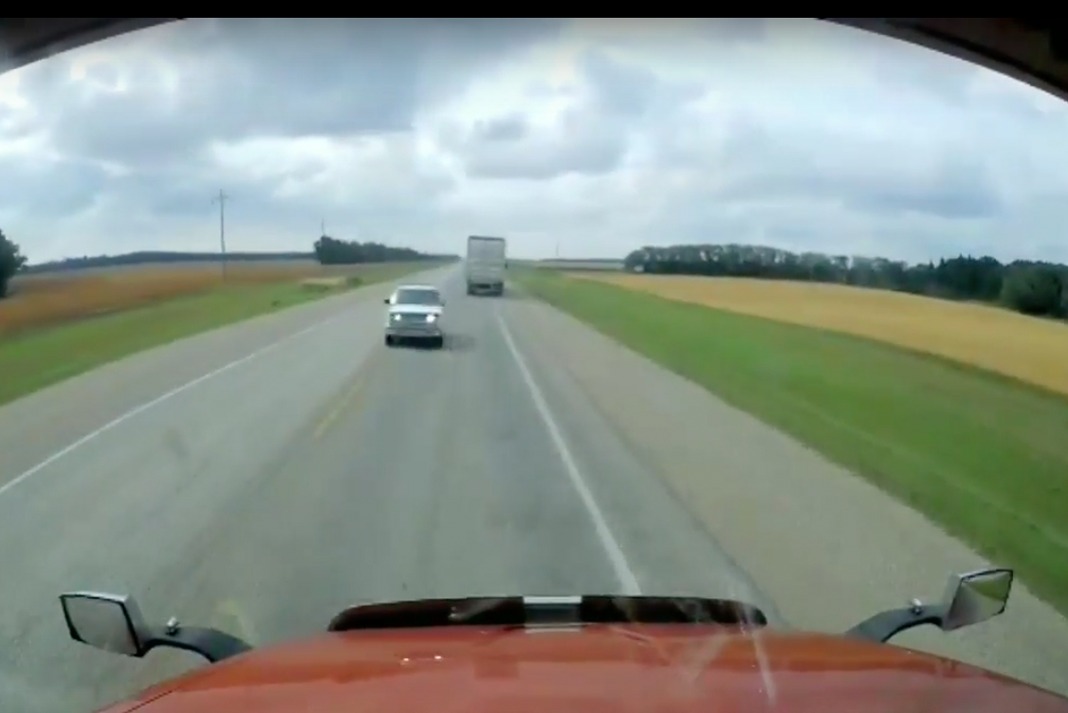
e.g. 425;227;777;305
845;603;945;643
139;625;253;663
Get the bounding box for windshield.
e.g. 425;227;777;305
1;17;1067;713
393;288;442;305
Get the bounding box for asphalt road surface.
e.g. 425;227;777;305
0;263;1065;712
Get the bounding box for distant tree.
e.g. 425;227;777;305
1000;264;1065;317
16;244;459;277
312;234;452;265
19;250;319;274
0;229;28;299
622;243;1068;322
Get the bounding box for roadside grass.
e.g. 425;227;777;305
516;268;1068;616
581;272;1068;398
0;262;428;407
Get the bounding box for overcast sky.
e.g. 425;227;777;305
1;18;1066;265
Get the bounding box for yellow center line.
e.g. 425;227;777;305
312;347;384;440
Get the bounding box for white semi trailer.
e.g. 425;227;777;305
465;235;507;296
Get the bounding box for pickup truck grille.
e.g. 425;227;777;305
393;313;430;324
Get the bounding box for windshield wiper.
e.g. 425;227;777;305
327;595;768;633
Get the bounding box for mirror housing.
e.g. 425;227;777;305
940;567;1013;631
60;591;146;657
383;298;391;304
59;590;254;663
845;566;1014;644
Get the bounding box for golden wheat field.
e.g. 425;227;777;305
579;273;1068;397
0;261;362;337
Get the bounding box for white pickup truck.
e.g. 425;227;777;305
383;284;445;349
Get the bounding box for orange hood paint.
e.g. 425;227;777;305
103;625;1068;713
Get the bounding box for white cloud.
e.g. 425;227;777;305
1;17;1067;265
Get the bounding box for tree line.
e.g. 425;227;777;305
312;235;456;265
19;250;318;275
0;229;458;300
623;244;1068;320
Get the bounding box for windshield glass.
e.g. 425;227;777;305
1;17;1067;713
393;288;441;305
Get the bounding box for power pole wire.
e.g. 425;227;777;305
212;189;229;281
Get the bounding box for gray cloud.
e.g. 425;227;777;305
0;18;1066;265
472;114;529;143
441;49;704;181
709;115;1003;220
783;19;983;104
0;154;108;215
449;108;629;180
13;19;564;171
580;50;660;116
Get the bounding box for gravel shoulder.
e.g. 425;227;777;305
505;291;1068;696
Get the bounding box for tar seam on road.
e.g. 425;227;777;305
495;310;642;596
0;310;352;502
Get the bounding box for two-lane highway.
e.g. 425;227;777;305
2;263;1067;713
0;265;770;713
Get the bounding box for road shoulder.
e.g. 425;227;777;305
503;292;1068;696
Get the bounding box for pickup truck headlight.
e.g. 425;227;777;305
391;313;402;322
426;313;437;323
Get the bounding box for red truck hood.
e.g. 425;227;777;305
106;625;1068;713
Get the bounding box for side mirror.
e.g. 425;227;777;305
383;298;391;304
845;566;1014;643
60;591;146;657
59;590;255;663
940;567;1013;631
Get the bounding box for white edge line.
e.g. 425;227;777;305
0;310;351;501
496;310;642;596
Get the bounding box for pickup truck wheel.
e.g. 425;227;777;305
384;335;393;347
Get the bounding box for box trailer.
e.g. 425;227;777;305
465;236;507;296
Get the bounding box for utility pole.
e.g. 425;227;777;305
212;189;229;281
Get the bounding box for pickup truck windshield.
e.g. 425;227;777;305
394;289;441;306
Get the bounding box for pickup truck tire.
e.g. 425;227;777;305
434;336;445;349
384;335;394;347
